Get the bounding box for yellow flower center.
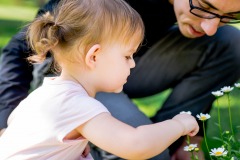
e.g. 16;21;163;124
201;116;206;120
215;151;223;156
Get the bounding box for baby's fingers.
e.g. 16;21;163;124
187;126;199;137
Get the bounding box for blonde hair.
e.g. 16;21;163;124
27;0;144;71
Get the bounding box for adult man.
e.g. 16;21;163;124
1;0;240;159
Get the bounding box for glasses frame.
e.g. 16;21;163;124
189;0;240;24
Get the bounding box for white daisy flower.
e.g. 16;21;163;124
235;83;240;88
209;147;228;157
183;144;198;151
196;113;211;121
211;91;224;97
221;86;234;93
180;111;192;115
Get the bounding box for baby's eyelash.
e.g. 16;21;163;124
125;56;132;60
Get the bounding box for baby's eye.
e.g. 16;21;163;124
125;56;132;60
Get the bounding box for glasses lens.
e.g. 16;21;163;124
191;8;215;19
221;18;240;24
190;0;240;23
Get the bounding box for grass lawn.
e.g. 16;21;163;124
1;1;240;159
0;1;38;51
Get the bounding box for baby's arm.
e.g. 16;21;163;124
77;112;199;159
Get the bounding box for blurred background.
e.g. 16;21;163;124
0;0;44;52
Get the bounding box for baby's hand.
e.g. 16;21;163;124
172;113;199;136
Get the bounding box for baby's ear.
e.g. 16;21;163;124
85;44;101;68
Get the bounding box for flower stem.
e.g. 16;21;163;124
190;152;196;160
203;122;212;160
227;93;234;135
216;98;223;143
187;135;190;145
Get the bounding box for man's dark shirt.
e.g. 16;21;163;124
0;0;176;128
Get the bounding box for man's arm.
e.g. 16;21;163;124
0;29;33;129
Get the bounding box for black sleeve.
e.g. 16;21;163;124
0;0;59;129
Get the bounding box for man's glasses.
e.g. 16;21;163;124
189;0;240;24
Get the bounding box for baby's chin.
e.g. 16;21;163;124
113;87;123;93
110;86;123;94
102;82;125;93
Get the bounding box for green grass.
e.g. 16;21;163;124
0;19;27;50
0;1;37;52
132;89;171;117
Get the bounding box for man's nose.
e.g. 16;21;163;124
200;18;220;36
